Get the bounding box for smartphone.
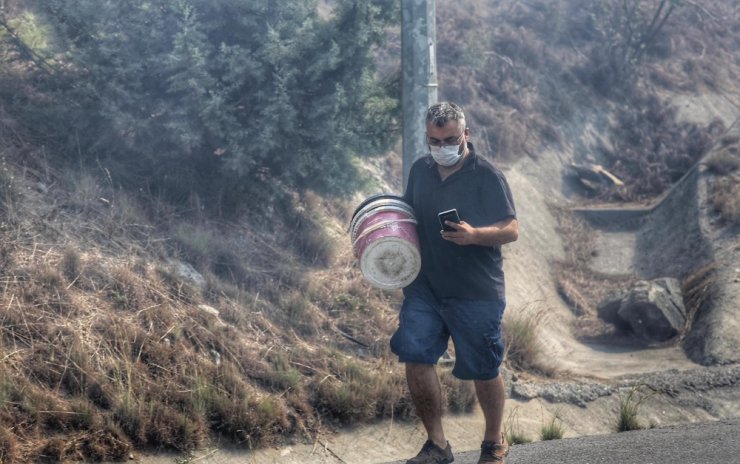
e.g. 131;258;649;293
438;209;461;231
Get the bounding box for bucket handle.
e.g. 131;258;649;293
352;218;417;252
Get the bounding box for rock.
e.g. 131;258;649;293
596;289;632;331
197;304;225;327
169;259;205;288
617;278;687;342
511;380;616;408
622;364;740;396
198;304;220;318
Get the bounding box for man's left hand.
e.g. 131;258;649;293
440;221;477;245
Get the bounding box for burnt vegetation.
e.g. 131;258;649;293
438;0;737;202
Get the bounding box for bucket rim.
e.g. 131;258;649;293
350;204;415;241
350;196;414;233
351;193;405;220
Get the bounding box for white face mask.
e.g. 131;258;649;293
430;144;463;167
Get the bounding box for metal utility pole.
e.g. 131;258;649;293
401;0;438;189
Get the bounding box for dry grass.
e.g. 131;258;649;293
0;156;412;462
439;1;737;202
12;73;591;461
555;272;595;318
314;355;413;425
0;153;423;461
503;306;555;376
551;207;595;265
551;206;635;339
601;98;723;202
554;212;616;330
439;369;477;414
436;1;572;160
504;406;533;445
708;175;740;225
681;262;719;337
290;190;338;267
704;135;740;175
0;425;20;463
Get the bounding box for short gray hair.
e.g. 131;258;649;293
426;102;466;128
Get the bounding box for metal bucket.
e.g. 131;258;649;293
350;194;420;290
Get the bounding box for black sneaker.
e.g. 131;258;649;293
478;436;509;463
406;440;454;464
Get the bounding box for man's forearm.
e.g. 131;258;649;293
472;218;519;247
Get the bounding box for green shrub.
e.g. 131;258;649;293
616;386;647;432
539;411;565;440
265;349;303;392
278;291;319;336
504;406;532;445
331;293;367;313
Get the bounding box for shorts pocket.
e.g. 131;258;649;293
485;334;505;370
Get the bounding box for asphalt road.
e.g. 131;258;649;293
390;418;740;464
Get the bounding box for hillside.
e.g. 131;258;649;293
1;1;739;463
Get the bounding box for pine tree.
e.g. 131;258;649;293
8;0;400;209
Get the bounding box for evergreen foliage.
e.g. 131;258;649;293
1;0;400;211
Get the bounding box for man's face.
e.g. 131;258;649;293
426;120;468;150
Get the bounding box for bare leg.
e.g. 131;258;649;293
474;375;506;442
406;362;446;448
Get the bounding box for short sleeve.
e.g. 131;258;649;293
481;168;516;224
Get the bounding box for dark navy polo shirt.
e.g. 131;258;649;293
402;144;516;300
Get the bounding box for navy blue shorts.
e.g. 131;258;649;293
390;282;506;380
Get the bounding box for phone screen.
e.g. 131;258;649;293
438;209;460;231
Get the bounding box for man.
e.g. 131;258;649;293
391;102;518;464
